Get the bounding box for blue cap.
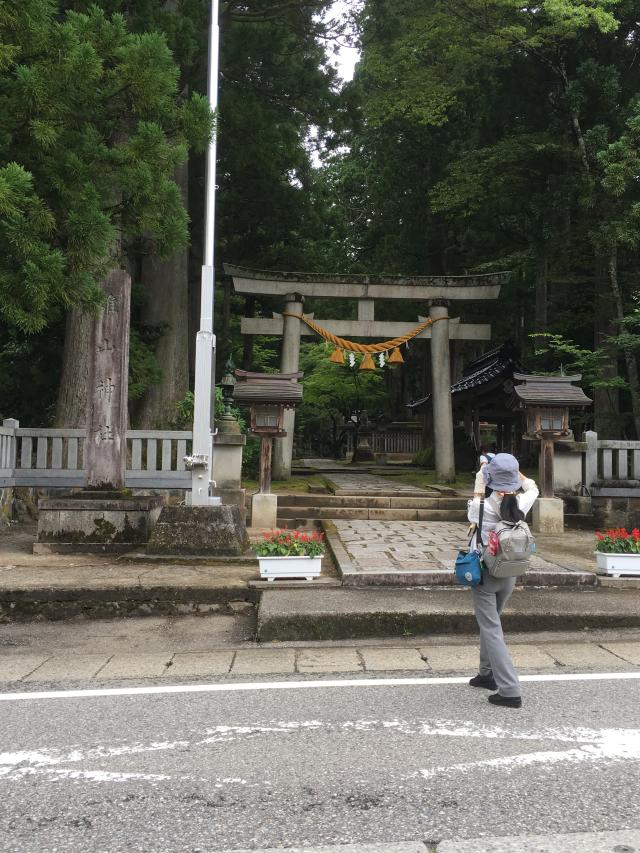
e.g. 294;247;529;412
482;453;520;493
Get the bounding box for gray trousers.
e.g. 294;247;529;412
471;573;521;697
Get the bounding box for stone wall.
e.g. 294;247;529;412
592;496;640;531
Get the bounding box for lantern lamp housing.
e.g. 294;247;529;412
510;373;592;440
232;370;304;438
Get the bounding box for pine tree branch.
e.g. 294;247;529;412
222;1;324;23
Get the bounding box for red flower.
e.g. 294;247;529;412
595;532;604;541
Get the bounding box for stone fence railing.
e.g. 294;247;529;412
585;430;640;497
0;419;192;490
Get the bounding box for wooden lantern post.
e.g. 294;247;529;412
510;374;591;532
233;371;303;529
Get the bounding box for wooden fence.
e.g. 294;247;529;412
344;429;422;457
0;420;192;489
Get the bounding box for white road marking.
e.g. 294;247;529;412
2;717;639;787
0;671;639;702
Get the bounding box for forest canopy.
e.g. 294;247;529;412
2;0;640;442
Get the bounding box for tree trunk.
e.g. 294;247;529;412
559;60;590;176
534;243;548;339
136;163;190;428
593;254;620;436
55;307;94;427
608;248;640;438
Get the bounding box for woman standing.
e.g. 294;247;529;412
467;453;539;709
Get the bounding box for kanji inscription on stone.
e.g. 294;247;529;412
96;378;116;403
85;269;131;489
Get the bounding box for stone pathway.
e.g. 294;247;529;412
331;520;595;585
326;472;434;495
338;520;464;571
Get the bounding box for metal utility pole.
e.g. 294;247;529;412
190;0;221;506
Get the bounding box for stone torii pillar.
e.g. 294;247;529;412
429;301;455;482
273;294;303;480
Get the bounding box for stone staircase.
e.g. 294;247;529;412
274;493;469;525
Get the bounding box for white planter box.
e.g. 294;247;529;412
258;555;322;582
596;551;640;577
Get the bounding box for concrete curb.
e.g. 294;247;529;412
257;587;640;641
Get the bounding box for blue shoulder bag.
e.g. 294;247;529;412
454;499;484;587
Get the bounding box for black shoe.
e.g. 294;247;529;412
469;674;497;690
488;693;522;709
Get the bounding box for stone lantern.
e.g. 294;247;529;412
511;373;591;532
234;370;303;528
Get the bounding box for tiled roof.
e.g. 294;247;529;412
233;370;303;405
511;373;591;406
407;342;528;409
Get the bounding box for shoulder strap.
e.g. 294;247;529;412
477;498;484;546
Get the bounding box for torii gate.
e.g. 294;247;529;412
225;265;508;481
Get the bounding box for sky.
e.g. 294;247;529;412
326;1;360;81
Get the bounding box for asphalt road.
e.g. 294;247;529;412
1;674;640;852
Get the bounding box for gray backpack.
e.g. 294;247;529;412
482;498;535;578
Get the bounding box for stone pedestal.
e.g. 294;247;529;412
212;429;246;521
532;497;564;534
146;505;249;556
34;493;165;554
251;493;278;530
353;431;376;462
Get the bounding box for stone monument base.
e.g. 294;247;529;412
251;493;278;529
146;505;250;556
532;497;564;534
211;487;247;523
352;437;376;463
34;492;165;554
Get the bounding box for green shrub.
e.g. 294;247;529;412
413;447;434;468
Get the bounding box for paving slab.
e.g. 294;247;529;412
231;648;296;675
0;655;50;682
296;648;363;673
420;645;479;672
96;653;172;679
437;830;640;852
600;640;640;665
543;642;633;669
359;647;428;672
228;845;425;853
508;645;558;669
168;651;234;677
23;654;110;682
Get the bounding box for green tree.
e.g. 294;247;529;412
0;0;212;424
321;0;640;436
297;341;387;458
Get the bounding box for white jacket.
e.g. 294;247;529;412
467;471;539;546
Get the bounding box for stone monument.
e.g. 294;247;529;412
35;269;164;554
